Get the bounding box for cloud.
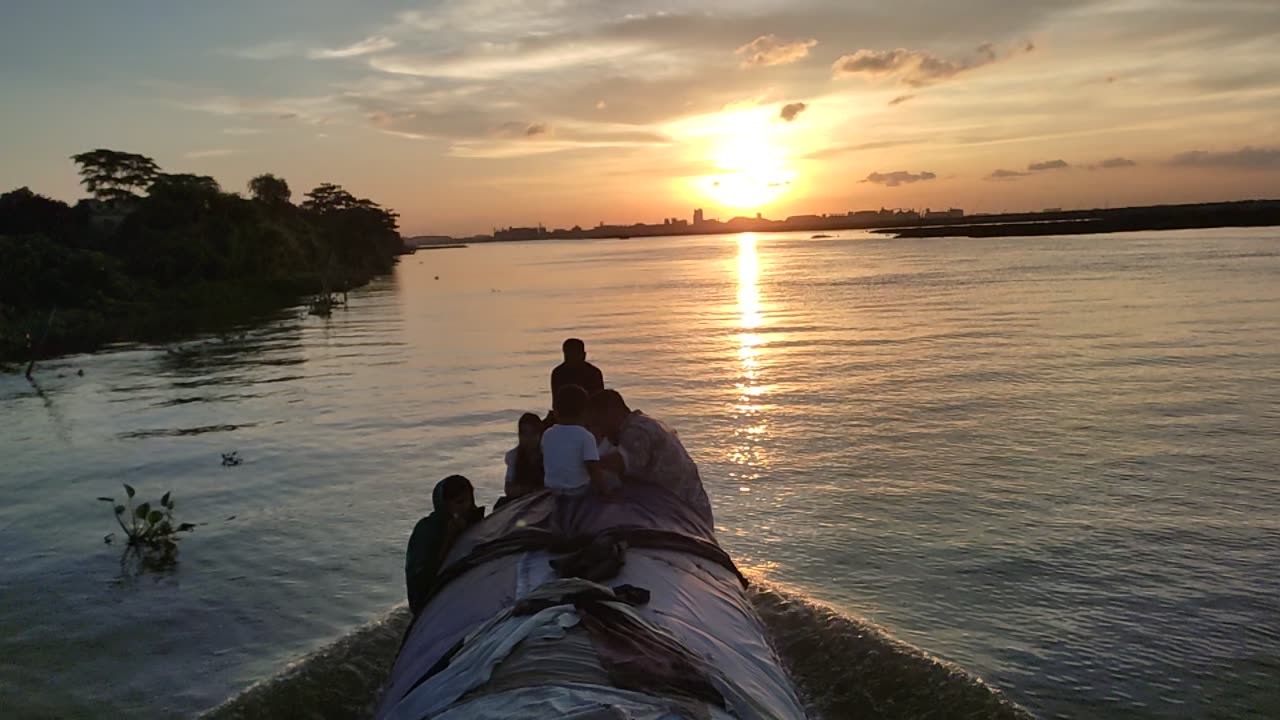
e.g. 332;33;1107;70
1099;157;1137;169
222;128;265;136
1028;159;1069;171
779;102;808;122
185;149;237;159
987;168;1030;180
226;39;303;60
492;122;549;138
371;40;644;80
888;94;916;106
736;35;818;67
803;139;922;160
309;35;397;59
833;41;1030;86
861;170;936;187
1170;146;1280;169
184;95;341;125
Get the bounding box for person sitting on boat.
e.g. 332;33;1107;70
589;389;713;524
404;475;483;615
550;338;605;398
542;384;610;503
502;412;546;501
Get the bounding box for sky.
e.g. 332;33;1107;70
2;0;1279;235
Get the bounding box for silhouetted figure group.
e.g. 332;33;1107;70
405;337;711;613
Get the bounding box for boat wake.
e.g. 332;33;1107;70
202;581;1031;720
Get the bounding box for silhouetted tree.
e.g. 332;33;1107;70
0;187;90;245
248;174;292;206
3;149;406;363
301;183;360;213
149;174;220;195
70;149;160;204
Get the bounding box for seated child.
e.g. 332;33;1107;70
541;384;608;498
502;412;546;501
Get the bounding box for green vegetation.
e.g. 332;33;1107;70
99;484;194;549
1;149;405;364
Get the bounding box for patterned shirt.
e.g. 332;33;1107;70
616;411;713;524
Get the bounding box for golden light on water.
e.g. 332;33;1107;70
729;233;769;473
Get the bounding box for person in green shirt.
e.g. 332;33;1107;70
405;475;483;615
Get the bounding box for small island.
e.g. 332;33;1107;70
0;149;405;365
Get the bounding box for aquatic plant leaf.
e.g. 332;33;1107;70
177;523;196;532
114;504;126;515
147;510;164;525
135;502;150;519
160;492;171;508
97;497;114;502
124;484;136;498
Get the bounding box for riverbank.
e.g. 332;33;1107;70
0;272;374;368
1;155;405;367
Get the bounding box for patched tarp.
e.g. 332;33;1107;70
376;484;806;720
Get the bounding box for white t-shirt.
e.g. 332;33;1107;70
541;423;599;494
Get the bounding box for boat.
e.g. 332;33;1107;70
374;484;808;719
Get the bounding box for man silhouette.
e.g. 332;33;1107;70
551;338;604;397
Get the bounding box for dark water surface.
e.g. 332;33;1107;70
2;229;1278;719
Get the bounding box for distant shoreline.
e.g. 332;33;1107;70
407;199;1280;246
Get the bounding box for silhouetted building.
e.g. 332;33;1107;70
924;208;964;219
693;208;704;225
494;225;546;241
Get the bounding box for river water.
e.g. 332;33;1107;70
2;229;1278;719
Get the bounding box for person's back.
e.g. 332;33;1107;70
542;384;603;496
551;338;604;397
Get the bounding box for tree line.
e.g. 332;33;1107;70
0;149;405;363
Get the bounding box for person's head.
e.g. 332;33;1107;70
552;383;590;424
517;412;544;449
562;338;586;365
587;388;630;439
434;474;475;519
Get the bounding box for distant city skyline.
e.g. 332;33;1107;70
3;1;1279;235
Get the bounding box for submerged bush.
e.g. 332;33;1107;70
99;484;194;549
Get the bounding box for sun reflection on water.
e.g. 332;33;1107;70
729;234;768;479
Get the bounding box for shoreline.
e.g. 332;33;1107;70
416;198;1280;245
875;216;1280;239
0;269;392;368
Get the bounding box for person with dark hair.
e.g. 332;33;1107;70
503;412;546;500
551;338;604;397
589;389;713;523
405;475;483;615
542;384;608;498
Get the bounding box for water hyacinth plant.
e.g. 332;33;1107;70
99;484;195;548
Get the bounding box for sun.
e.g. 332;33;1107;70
678;107;797;212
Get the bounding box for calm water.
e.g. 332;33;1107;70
2;229;1279;719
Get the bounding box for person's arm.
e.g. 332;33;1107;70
503;450;517;494
585;459;611;495
582;428;610;495
617;423;653;479
598;451;626;475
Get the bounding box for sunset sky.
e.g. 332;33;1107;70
3;0;1279;235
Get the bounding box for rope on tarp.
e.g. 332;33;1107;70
416;525;748;621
